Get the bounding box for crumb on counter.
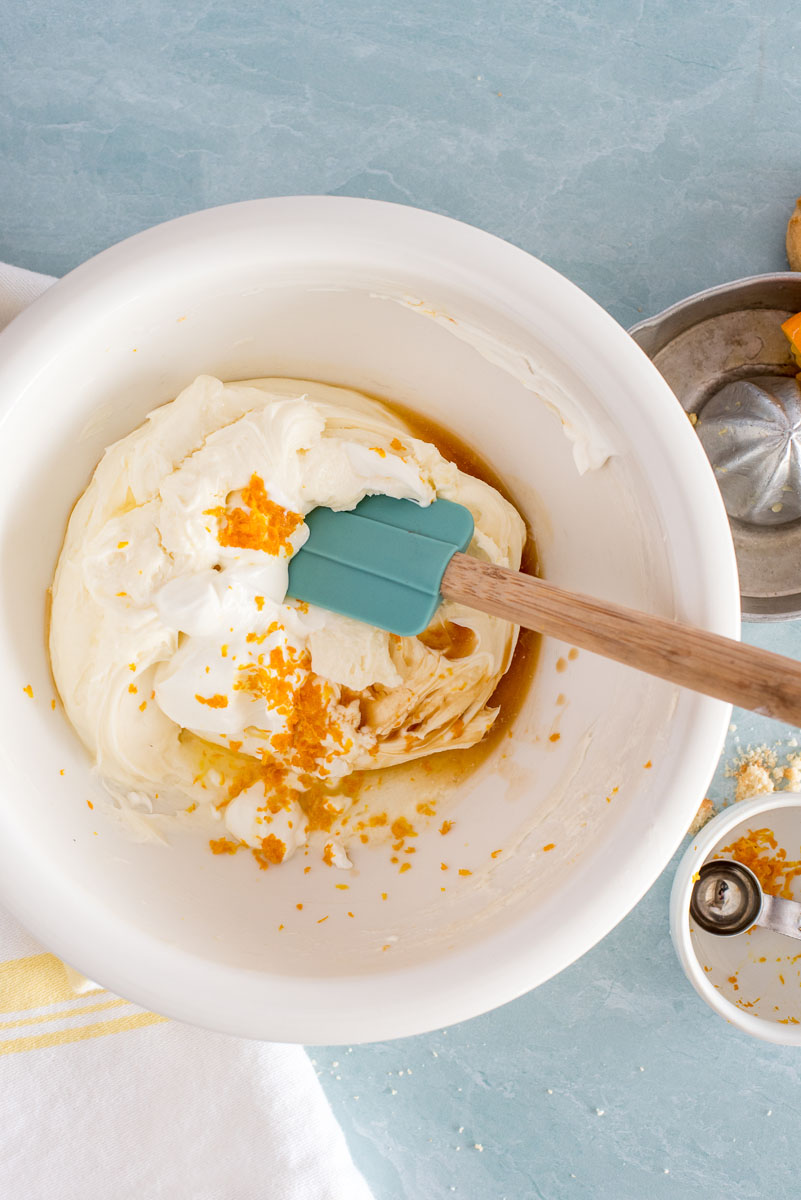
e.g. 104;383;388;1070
710;742;801;822
728;746;777;802
688;798;715;836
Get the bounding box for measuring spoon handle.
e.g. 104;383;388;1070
759;893;801;941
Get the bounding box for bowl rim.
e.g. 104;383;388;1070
670;791;801;1046
628;270;801;349
0;196;741;1042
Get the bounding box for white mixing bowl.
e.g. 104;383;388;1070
0;198;739;1043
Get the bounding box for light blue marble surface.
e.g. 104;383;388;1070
3;2;801;1196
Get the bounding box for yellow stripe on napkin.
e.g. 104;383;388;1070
0;1010;167;1056
0;953;167;1055
0;996;129;1030
0;953;81;1012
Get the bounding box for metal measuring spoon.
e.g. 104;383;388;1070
691;859;801;940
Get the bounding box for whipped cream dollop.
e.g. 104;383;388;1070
50;377;525;866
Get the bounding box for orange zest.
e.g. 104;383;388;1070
390;816;417;840
719;827;801;900
251;834;286;870
209;837;241;855
207;473;303;556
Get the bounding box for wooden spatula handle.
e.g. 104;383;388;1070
442;553;801;726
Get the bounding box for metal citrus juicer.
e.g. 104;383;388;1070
629;273;801;618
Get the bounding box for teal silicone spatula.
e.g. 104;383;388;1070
286;493;801;728
288;495;475;637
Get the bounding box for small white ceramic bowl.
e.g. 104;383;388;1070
0;198;739;1043
671;793;801;1045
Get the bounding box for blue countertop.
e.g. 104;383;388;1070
3;3;800;1196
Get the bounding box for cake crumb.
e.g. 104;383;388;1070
688;798;715;835
727;745;777;802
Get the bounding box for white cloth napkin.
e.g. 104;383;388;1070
0;262;374;1200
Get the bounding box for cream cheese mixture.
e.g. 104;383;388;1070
50;376;525;867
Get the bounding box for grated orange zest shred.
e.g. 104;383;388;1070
207;473;303;557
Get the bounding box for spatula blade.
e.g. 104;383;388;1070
287;495;474;636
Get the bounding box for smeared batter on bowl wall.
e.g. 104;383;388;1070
49;377;525;868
